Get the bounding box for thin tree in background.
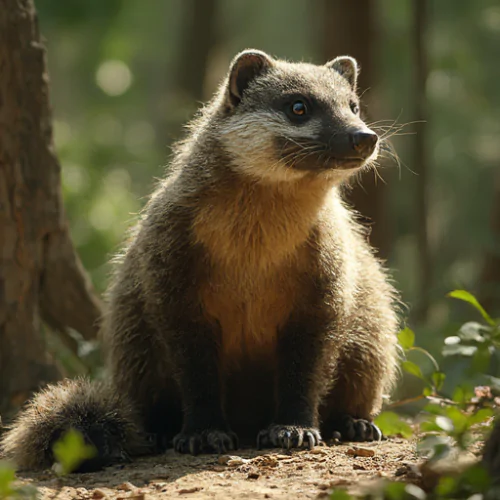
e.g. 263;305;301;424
480;173;500;314
0;0;102;417
176;0;218;103
320;0;390;259
413;0;431;319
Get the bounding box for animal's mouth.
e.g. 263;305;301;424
277;137;376;173
289;155;370;172
329;157;367;170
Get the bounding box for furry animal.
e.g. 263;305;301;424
0;379;142;472
1;49;400;471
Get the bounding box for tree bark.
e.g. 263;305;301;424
413;0;431;319
320;0;390;259
0;0;102;417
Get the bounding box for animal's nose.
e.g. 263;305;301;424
350;131;378;156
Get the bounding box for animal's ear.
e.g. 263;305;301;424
325;56;359;89
227;50;274;108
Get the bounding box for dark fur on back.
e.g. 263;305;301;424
1;49;400;470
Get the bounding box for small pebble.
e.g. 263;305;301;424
178;486;203;494
256;456;279;467
310;448;328;455
116;482;136;492
346;447;375;457
218;455;247;466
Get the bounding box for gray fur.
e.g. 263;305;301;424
1;49;400;470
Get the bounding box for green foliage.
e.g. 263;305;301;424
0;462;15;499
329;482;428;500
52;429;96;475
0;430;96;498
330;291;499;499
398;328;415;350
0;461;38;499
330;491;354;500
375;411;413;439
447;290;495;326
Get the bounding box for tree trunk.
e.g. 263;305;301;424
413;0;431;319
175;0;218;102
0;0;102;417
320;0;390;259
480;173;500;315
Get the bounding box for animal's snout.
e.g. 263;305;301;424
349;130;378;157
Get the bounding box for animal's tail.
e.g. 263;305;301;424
0;378;144;472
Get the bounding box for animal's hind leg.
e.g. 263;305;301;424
107;321;183;452
104;284;183;452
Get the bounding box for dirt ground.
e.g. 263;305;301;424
16;438;426;499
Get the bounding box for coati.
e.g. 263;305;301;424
1;49;400;472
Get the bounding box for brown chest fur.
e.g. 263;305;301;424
192;175;330;362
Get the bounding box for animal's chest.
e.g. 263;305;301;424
192;178;326;362
199;261;300;362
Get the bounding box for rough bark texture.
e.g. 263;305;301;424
0;0;102;417
320;0;390;259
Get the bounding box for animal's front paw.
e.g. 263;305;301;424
330;414;382;442
173;429;239;455
257;424;321;450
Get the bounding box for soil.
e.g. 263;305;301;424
15;438;425;499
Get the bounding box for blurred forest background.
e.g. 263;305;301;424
5;0;499;402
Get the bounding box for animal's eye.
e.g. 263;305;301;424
284;99;311;123
350;101;360;115
291;100;307;116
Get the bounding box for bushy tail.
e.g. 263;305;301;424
0;378;144;472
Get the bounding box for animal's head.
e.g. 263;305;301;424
215;49;379;184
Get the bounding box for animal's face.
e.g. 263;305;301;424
217;50;378;183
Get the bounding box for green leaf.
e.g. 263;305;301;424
444;335;461;345
461;463;492;490
448;290;495;326
0;462;15;498
468;408;494;426
402;360;424;379
417;435;452;461
404;484;427;499
381;481;407;499
424;403;446;415
52;428;96;475
420;420;444;433
435;415;454;432
375;411;413;439
442;344;477;357
329;490;353;500
458;322;490;342
398;327;415;350
436;475;459;496
431;371;446;391
452;386;475;405
445;406;468;433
